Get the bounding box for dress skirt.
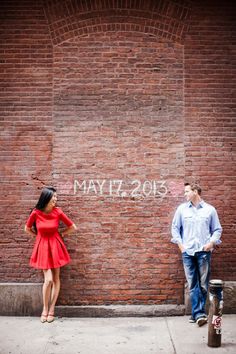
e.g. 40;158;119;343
30;233;71;269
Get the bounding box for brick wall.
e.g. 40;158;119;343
0;0;235;306
0;0;53;282
184;1;236;280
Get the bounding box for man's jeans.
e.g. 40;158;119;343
182;251;211;320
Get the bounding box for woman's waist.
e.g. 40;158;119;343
37;231;60;238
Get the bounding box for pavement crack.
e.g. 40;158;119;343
165;318;177;354
43;335;54;354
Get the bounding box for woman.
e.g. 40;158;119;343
24;187;77;323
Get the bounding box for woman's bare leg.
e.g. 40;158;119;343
42;269;53;319
49;267;60;315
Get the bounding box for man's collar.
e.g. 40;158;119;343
188;200;204;208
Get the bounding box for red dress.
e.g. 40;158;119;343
26;207;73;269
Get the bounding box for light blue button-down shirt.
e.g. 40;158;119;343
171;200;222;256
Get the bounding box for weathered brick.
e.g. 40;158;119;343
0;0;235;307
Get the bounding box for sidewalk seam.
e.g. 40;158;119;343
165;318;177;354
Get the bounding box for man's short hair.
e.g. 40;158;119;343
185;182;202;195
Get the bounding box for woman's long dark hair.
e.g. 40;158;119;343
32;187;56;232
35;187;56;211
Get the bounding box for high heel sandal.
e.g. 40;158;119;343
47;312;55;323
40;312;48;323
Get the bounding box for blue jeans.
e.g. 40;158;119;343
182;251;211;320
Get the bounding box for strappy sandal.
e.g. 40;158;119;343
40;312;48;323
47;312;55;323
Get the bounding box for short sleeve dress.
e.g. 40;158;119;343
26;207;73;269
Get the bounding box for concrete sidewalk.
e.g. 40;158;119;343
0;315;235;354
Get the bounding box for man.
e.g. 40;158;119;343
171;182;222;326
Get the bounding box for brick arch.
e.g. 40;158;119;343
43;0;192;45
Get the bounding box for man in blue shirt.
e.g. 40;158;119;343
171;182;222;326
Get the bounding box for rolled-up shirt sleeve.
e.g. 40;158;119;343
171;206;183;245
210;208;222;245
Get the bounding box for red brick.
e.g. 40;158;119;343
0;0;235;307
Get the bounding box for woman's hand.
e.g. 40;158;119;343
61;224;77;238
24;225;36;237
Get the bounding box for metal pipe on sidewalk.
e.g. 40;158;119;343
208;279;224;347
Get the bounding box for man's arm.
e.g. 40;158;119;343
203;208;222;251
171;207;184;252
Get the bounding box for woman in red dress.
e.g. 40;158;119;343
25;187;77;323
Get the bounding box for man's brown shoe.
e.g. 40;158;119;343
196;316;208;327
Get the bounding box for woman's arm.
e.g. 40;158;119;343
24;225;36;237
61;223;77;237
